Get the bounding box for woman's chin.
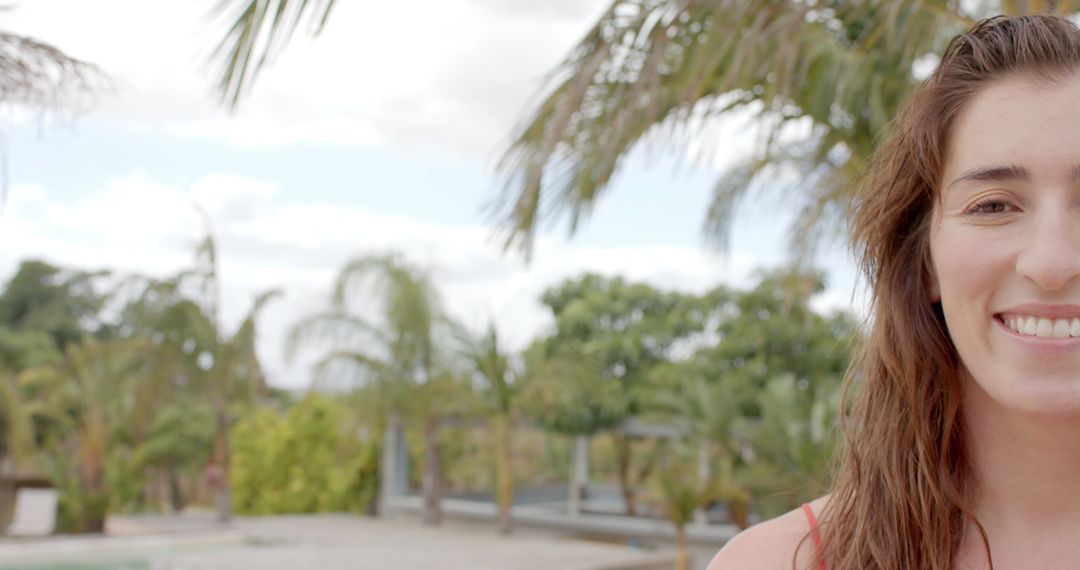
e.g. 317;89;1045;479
969;373;1080;420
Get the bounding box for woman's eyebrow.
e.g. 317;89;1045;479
947;164;1030;191
947;163;1080;191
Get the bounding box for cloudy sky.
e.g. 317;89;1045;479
0;1;861;389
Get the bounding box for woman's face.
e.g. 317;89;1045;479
931;71;1080;416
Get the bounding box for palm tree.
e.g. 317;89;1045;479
494;0;1042;257
653;443;719;570
0;366;36;468
454;320;518;534
645;364;751;527
286;251;454;525
735;373;842;519
122;231;280;522
177;234;280;522
21;338;146;532
204;1;1076;258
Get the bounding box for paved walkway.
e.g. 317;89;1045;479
0;514;678;570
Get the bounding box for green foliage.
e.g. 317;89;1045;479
642;269;856;520
23;339;146;532
230;395;378;515
137;401;216;471
652;444;715;529
736;373;842;518
521;343;627;436
526;274;718;436
541;274;719;383
229;408;282;514
0;246;859;530
0;260;111;373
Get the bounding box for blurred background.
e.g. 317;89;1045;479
0;1;1060;569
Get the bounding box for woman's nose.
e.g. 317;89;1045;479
1015;207;1080;291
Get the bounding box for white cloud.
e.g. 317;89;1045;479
3;0;612;157
0;171;805;389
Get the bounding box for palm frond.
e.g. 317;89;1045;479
0;32;106;110
284;309;385;363
204;0;337;110
494;0;975;259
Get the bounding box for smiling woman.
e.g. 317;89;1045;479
709;14;1080;570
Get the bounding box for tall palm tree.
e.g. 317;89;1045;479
286;252;453;525
122;229;280;522
176;234;280;522
454;320;517;534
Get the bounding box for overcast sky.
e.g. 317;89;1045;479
0;1;861;389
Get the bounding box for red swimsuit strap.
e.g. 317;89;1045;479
801;502;827;570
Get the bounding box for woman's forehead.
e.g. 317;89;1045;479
944;71;1080;185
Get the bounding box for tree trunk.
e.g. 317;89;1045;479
167;463;184;513
675;526;689;570
612;433;636;516
493;414;513;535
213;409;232;523
421;416;442;526
568;435;589;516
694;441;710;526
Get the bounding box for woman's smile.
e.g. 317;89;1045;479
995;307;1080;359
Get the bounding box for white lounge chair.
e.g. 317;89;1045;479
7;487;58;537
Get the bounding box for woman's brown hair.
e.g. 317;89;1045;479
815;14;1080;569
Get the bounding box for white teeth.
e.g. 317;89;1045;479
1024;317;1037;335
1037;318;1053;337
1054;320;1070;338
1005;315;1080;338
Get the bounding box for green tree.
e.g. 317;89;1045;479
287;252;456;525
645;362;751;527
115;232;280;521
131;400;216;512
691;270;855;405
0;260;111;370
667;269;856;519
534;273;717;515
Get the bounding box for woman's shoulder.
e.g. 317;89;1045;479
706;495;829;570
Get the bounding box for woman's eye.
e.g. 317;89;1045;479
966;199;1015;216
